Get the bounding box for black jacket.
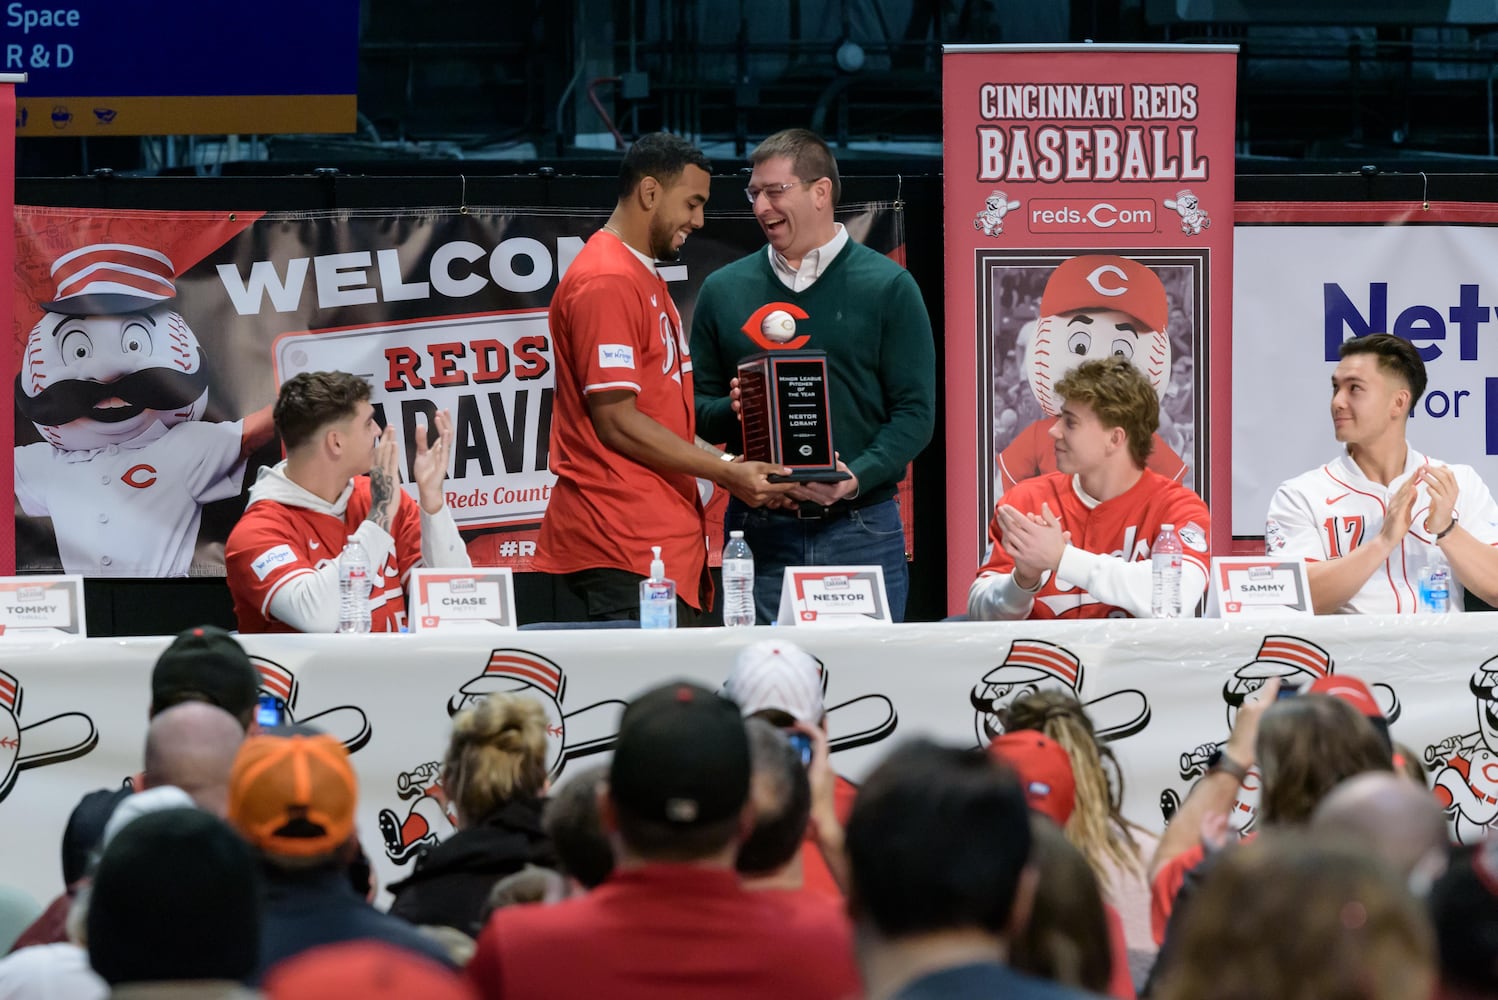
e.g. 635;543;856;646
386;797;556;937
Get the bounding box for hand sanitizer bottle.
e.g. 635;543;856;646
639;546;677;629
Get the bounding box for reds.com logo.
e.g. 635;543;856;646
122;464;157;489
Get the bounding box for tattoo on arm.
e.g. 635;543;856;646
367;468;396;533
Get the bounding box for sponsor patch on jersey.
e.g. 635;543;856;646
1179;522;1207;552
598;344;635;369
1264;518;1287;552
250;545;297;580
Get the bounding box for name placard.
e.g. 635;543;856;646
778;566;891;626
410;569;517;631
1207;558;1313;618
0;576;87;636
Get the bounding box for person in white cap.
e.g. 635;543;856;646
723;639;853;899
13;243;274;577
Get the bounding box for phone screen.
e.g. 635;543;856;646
256;694;286;728
786;732;813;767
1276;683;1302;700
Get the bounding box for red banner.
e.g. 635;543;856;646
941;44;1238;612
6;202;905;578
0;80;15;576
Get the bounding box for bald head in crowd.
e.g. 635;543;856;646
1311;771;1450;884
141;702;246;817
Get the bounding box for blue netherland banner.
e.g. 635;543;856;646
6;201;904;577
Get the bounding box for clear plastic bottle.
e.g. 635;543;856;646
1151;523;1184;619
722;531;756;627
1420;555;1452;613
639;546;677;629
336;538;372;633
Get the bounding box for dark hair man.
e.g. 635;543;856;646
690;127;936;623
535;132;792;625
846;739;1095;999
1267;332;1498;613
970;356;1211;619
467;681;858;999
225;370;468;632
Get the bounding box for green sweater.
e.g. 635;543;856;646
689;241;936;501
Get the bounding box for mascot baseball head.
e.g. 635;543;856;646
16;243;209;452
1026;254;1171;417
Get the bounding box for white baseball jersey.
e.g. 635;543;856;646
14;419;246;577
1266;448;1498;614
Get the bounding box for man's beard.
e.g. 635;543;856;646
15;365;210;427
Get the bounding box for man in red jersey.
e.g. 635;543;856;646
226;371;468;632
467;681;860;1000
535;132;793;625
969;356;1210;620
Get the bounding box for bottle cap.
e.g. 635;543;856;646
1161;523;1174;530
730;530;744;539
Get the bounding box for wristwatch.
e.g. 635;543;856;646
1206;748;1250;783
1435;512;1459;541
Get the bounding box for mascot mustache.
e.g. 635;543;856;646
15;366;211;427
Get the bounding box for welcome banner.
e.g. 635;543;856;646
6;202;904;577
941;44;1238;612
1233;203;1498;541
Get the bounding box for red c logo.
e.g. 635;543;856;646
741;302;812;351
123;464;158;489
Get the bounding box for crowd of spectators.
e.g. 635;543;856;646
0;626;1489;1000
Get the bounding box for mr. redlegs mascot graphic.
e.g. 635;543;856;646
996;254;1188;492
13;243;272;576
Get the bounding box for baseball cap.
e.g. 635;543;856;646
101;786;197;851
722;640;824;724
987;732;1077;827
1307;675;1383;719
264;941;475;1000
1040;254;1169;334
61;786;130;886
227;733;357;858
150;625;258;722
609;681;750;826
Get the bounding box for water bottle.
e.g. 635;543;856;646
639;546;677;629
1420;556;1452;614
1151;523;1184;619
722;531;756;627
336;538;372;633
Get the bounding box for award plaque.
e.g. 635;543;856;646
737;350;849;483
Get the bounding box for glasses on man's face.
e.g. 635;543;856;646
744;179;816;204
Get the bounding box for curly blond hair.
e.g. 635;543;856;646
1004;689;1145;882
442;693;550;827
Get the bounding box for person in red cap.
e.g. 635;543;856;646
970;356;1211;620
997;253;1188;493
13;242;275;577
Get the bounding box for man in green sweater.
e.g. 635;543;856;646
690;129;936;622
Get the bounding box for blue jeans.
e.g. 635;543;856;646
726;497;910;624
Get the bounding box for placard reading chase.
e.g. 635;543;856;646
1208;558;1312;617
779;566;891;625
737;350;846;483
0;576;86;635
410;569;517;631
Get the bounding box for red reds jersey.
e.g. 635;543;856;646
1267;448;1498;614
535;231;709;608
970;470;1211;620
226;476;424;633
998;417;1188;494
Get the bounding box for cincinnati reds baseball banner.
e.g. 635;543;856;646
0;78;17;576
941;44;1238;612
0;616;1494;913
1233;202;1498;540
5;202;904;577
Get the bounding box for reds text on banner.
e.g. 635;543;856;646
7;204;904;577
941;45;1237;614
1233;203;1498;539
